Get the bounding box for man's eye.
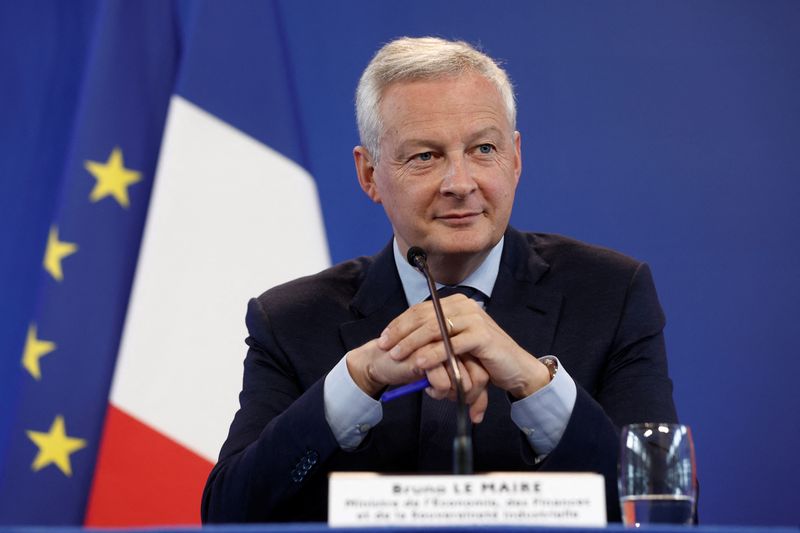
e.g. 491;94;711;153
416;152;433;161
477;144;494;154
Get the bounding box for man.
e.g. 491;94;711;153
201;37;677;523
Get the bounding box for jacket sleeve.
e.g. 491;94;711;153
201;297;340;523
536;262;678;522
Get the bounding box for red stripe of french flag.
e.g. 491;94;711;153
86;405;212;525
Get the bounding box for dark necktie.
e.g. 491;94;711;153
417;286;487;471
432;285;487;304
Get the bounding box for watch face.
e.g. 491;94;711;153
542;358;557;380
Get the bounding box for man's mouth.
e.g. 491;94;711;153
435;211;484;224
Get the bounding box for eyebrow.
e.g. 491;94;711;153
393;126;508;157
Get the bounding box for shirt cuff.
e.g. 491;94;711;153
509;356;577;457
323;353;383;451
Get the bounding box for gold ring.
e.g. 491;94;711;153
446;318;455;335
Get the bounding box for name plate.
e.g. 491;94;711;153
328;472;606;527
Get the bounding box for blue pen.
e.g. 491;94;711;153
380;377;430;402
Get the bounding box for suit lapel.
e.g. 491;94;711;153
471;229;563;468
339;241;408;354
487;228;563;358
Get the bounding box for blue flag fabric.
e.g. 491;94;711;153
0;0;319;524
0;1;178;523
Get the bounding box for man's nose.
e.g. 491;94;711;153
440;156;477;197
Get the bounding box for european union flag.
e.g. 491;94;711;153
0;1;178;523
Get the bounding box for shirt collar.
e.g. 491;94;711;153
393;237;504;306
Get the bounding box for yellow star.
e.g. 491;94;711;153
21;323;56;380
26;415;87;477
43;225;78;282
85;146;141;208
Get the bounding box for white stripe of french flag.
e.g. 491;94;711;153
86;96;330;525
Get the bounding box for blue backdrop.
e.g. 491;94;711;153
1;0;798;526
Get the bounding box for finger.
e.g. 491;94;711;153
379;294;479;354
439;293;480;315
430;355;474;397
378;301;435;349
405;311;491;365
446;314;498;361
442;374;488;419
439;294;485;321
454;358;473;393
469;389;489;424
426;387;449;401
461;356;489;402
441;357;476;403
425;364;452;398
368;336;459;388
462;357;489;422
446;315;537;394
367;349;424;387
381;307;449;363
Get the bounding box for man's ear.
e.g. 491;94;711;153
354;146;381;204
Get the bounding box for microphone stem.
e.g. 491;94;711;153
414;257;473;475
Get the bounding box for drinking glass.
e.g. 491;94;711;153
618;423;697;526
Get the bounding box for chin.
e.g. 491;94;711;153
427;234;496;257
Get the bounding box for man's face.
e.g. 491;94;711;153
356;72;522;267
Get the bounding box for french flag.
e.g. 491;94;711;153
0;1;328;526
86;2;330;526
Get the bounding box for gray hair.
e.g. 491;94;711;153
355;36;516;162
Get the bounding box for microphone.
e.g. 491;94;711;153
406;246;473;475
406;246;427;271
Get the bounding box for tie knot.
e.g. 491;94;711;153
431;285;487;303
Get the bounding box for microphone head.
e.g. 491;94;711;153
407;246;427;269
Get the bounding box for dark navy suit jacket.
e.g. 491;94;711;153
201;228;678;523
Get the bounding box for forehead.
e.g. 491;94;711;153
378;73;510;140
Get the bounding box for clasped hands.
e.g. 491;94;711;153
346;293;551;423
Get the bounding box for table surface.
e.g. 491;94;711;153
1;524;798;533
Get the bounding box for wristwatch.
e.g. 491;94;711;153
540;356;558;382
